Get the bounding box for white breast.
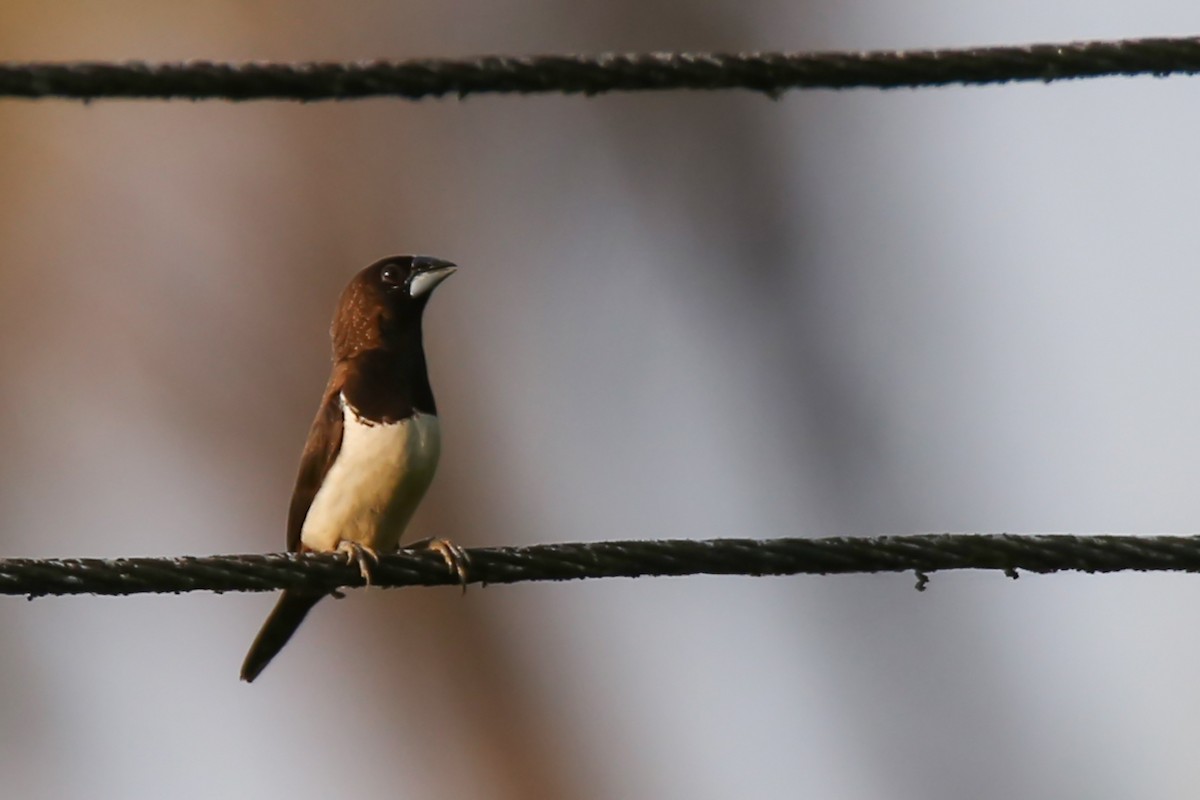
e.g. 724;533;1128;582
300;397;442;554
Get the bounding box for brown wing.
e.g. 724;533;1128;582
286;366;347;552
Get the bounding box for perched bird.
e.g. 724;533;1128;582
240;255;465;683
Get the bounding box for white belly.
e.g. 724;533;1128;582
300;403;441;553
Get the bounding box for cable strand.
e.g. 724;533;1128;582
5;35;1200;101
5;534;1200;598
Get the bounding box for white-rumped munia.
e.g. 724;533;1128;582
240;255;465;682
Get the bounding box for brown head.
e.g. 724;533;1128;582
331;255;456;361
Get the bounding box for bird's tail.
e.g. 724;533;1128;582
240;590;324;682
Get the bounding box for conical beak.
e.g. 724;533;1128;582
409;259;457;298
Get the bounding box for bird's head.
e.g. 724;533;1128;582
331;255;456;360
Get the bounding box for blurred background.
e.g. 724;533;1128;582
2;1;1200;798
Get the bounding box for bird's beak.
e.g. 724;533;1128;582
409;259;457;298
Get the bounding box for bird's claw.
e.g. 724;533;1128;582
406;537;471;593
336;541;381;585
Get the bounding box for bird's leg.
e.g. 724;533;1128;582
336;541;381;585
404;537;471;593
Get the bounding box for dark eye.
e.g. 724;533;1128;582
380;264;405;288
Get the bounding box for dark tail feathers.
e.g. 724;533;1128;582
240;591;324;682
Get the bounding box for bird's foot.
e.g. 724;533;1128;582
336;541;381;585
405;537;471;593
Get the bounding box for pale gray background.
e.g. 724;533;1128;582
1;1;1198;798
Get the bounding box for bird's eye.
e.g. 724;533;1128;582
380;265;405;288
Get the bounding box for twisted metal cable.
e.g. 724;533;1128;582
4;534;1200;598
3;34;1200;102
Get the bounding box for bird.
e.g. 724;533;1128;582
240;254;466;683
